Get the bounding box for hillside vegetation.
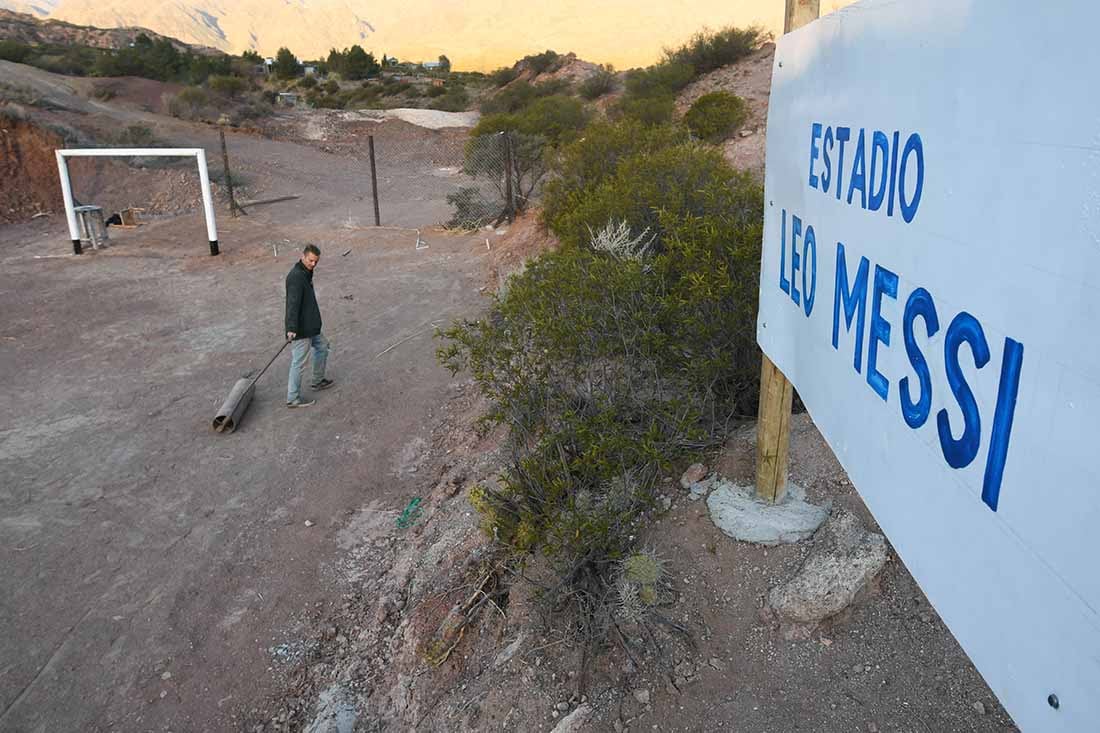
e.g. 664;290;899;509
440;26;771;653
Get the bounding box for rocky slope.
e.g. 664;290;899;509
0;8;218;54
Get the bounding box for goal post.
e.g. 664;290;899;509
55;148;220;256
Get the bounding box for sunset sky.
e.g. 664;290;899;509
16;0;861;70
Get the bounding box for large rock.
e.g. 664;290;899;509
551;704;594;732
706;480;829;545
764;510;889;639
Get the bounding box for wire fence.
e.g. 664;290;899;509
366;128;549;230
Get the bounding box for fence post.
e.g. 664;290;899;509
755;0;821;504
218;125;245;217
368;135;381;227
502;131;516;223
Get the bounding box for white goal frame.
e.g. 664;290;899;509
55;148;220;256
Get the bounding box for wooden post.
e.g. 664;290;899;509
785;0;821;34
368;135;381;227
755;0;821;504
218;126;245;217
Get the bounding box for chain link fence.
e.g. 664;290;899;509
365;126;549;230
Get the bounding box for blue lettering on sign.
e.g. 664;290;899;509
779;209;790;296
808;123;923;223
832;242;870;373
782;125;1026;512
866;265;898;401
802;225;817;317
790;215;802;307
899;287;939;428
938;312;990;470
982;338;1024;511
808;122;822;189
868;131;889;211
847;128;868;208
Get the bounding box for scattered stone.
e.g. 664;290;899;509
551;704;593;733
708;657;724;670
739;129;754;138
658;495;672;512
613;719;625;733
680;463;708;489
633;688;651;705
159;690;167;699
674;676;688;688
689;479;713;501
674;661;695;678
764;510;888;640
706;480;829;545
972;701;986;715
493;633;526;669
304;520;315;527
556;702;569;712
852;664;864;674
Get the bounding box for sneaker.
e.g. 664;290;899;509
286;398;316;408
312;378;335;391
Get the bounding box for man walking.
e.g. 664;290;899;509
285;244;334;408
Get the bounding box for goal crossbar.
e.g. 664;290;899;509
55;148;220;256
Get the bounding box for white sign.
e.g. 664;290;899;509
759;2;1100;730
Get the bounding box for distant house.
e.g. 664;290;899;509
303;66;317;76
276;92;300;107
430;78;445;87
263;57;275;75
422;61;442;70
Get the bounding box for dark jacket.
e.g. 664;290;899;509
285;260;322;339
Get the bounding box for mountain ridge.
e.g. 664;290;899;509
0;1;859;71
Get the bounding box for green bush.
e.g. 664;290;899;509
208;74;247;98
489;66;519;87
548;140;756;255
427;86;470;112
0;40;31;64
480;78;575;115
541;120;688;229
112;124;158;146
426;84;446;98
624;62;695;98
663;25;767;76
684;91;747;142
382;80;412;96
323;79;340;94
167;86;210;120
523;50;562;75
439;141;764;614
297;75;318;90
578;66;616;100
613;93;675;126
473;97;586;146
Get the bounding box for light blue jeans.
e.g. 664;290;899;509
286;333;330;402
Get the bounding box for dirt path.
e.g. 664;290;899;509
0;179;491;730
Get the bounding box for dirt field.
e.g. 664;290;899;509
0;208;497;731
0;56;1020;733
0;63;504;729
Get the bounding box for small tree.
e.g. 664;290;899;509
438;54;451;73
273;47;300;79
343;45;380;80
